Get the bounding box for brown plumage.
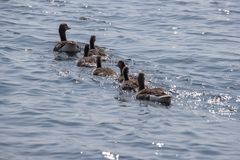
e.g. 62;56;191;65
77;44;96;67
93;56;116;77
117;61;137;83
53;24;80;56
88;35;108;60
136;73;171;106
121;67;138;91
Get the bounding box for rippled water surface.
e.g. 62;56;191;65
0;0;240;159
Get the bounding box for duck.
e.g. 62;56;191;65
136;72;171;106
77;44;96;67
117;60;137;83
93;56;116;77
53;23;80;56
88;35;108;60
120;67;139;91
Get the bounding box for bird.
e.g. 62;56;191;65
88;35;108;60
77;44;96;67
120;67;139;91
93;56;116;77
136;72;171;105
53;23;80;56
116;60;137;83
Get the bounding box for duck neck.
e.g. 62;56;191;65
84;46;89;57
138;76;145;91
90;39;95;49
96;58;102;68
123;72;129;81
120;65;125;76
123;67;129;81
139;82;145;91
59;30;67;41
120;68;123;76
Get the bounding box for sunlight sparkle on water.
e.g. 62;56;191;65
152;142;165;148
102;151;119;160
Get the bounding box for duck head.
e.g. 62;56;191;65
117;61;126;76
96;56;102;68
84;44;90;57
123;66;129;81
90;35;96;49
138;73;145;91
59;23;71;41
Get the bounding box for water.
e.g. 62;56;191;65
0;0;240;159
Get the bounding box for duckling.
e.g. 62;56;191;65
93;56;116;77
77;44;96;67
88;35;108;60
117;60;137;83
136;73;171;106
121;67;139;91
53;23;80;56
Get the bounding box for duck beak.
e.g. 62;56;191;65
65;25;71;30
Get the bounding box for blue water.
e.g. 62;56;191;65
0;0;240;159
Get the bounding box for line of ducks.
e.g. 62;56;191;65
54;23;171;106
